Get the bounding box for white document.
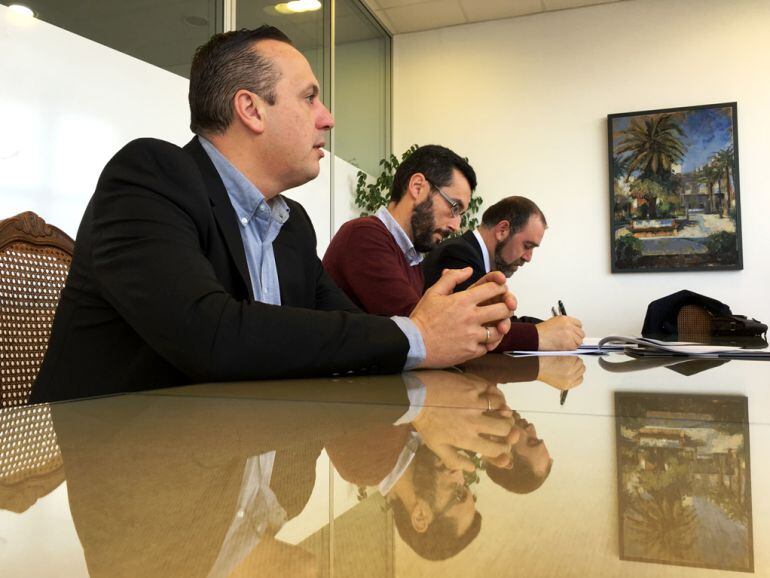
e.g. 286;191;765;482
505;336;623;357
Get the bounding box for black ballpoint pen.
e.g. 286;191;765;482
558;299;569;405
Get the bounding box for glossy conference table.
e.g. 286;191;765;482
2;353;769;577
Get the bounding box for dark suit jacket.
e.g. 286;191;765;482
422;231;539;351
32;137;408;402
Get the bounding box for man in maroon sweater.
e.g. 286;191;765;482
324;144;583;350
323;145;475;317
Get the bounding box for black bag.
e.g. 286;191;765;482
642;290;767;347
711;314;768;338
701;312;767;348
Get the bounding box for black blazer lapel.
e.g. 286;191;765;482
183;137;253;300
461;230;485;271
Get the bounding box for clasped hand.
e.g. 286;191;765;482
411;268;517;368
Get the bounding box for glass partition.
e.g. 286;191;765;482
235;0;326;100
1;0;223;78
334;0;391;176
2;0;391;175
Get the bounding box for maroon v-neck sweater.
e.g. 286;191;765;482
323;216;423;318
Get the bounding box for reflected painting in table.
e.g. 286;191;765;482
615;392;752;572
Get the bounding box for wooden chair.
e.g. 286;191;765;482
0;212;74;407
0;403;65;513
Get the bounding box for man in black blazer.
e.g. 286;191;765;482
32;26;517;403
423;196;584;352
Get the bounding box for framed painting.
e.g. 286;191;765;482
615;392;753;572
608;102;742;272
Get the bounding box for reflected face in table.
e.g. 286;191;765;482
513;416;551;478
431;469;477;537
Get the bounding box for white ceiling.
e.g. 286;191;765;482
360;0;629;34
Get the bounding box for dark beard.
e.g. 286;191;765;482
494;240;523;278
411;196;438;253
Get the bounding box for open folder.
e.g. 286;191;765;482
597;335;770;359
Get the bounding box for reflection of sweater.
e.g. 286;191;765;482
323;217;424;317
423;231;539;352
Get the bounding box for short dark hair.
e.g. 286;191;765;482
390;145;477;203
391;499;482;561
486;454;553;494
189;26;292;135
480;196;547;233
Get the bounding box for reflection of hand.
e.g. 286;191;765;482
412;370;518;472
411;268;517;367
536;356;585;390
536;316;585;350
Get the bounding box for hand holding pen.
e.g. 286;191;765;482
539;301;584;351
555;300;570;405
541;299;584;405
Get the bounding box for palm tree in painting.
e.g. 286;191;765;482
713;147;736;217
613;154;631;181
625;458;698;562
612;155;633;221
696;164;719;214
615;114;687;183
626;490;697;561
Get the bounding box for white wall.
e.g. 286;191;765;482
392;0;770;336
0;6;190;237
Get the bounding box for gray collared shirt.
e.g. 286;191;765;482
199;138;425;369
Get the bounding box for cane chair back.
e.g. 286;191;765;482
677;304;713;343
0;212;74;407
0;403;65;512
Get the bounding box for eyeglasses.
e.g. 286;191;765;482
434;483;471;518
427;180;465;218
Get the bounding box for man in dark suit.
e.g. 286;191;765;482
423;196;584;351
32;26;516;402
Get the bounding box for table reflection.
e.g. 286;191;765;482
615;392;752;572
1;354;767;577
